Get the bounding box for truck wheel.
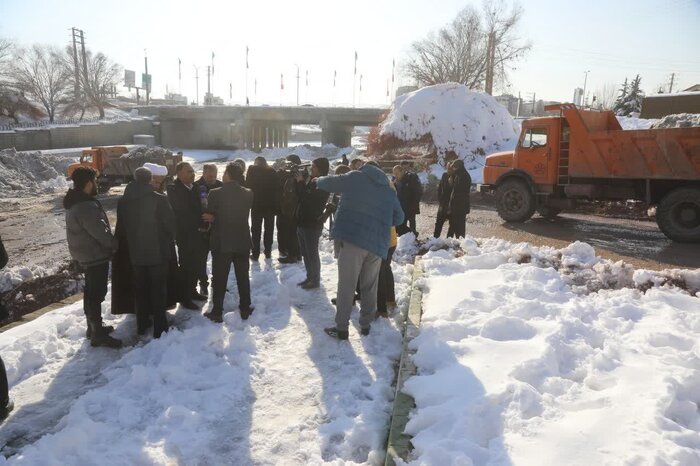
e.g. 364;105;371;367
495;179;535;222
537;206;561;219
656;187;700;243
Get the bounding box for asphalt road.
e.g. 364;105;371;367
417;197;700;271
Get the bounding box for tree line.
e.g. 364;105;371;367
0;38;120;123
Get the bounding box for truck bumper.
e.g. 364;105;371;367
477;184;494;194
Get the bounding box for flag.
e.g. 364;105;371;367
354;51;358;76
359;74;363;92
391;58;395;84
254;78;257;96
281;73;284;90
333;70;336;87
211;51;215;74
178;58;181;80
305;70;308;87
246;46;249;69
229;82;232;99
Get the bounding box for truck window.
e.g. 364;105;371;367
521;128;548;148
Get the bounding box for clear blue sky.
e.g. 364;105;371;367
1;0;698;107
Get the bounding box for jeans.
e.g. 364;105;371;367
84;262;109;327
133;264;168;338
251;211;275;256
377;246;396;313
335;241;381;332
212;252;251;312
297;226;322;285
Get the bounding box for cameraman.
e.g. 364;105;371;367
278;155;303;264
295;157;330;289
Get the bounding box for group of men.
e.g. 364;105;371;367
61;152;472;348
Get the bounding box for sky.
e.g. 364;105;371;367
1;0;698;108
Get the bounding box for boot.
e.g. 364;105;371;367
85;324;115;339
361;326;371;336
324;327;349;340
90;322;122;348
205;310;223;323
199;284;209;297
240;305;255;320
191;291;208;302
0;399;14;423
179;300;199;310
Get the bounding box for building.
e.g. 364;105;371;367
573;88;584;106
640;92;700;118
683;84;700;92
395;85;418;99
494;94;520;116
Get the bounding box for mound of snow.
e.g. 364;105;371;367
616;115;657;130
651;113;700;129
378;83;519;164
0;148;75;198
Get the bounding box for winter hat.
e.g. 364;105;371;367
312;157;330;177
143;163;168;177
286;154;302;165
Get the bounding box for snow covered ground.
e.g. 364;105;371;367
399;237;700;465
0;236;414;465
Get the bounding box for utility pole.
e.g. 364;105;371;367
206;65;211;105
582;70;590;108
194;66;199;105
144;50;150;105
79;29;89;97
485;31;496;95
70;28;82;100
517;91;521;118
296;65;300;106
669;72;675;93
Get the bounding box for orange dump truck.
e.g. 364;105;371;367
478;104;700;242
66;146;182;193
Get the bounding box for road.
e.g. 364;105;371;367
417;197;700;271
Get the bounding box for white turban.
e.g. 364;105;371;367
143;163;168;177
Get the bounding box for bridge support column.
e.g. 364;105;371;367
321;121;353;147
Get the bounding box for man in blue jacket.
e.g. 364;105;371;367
316;162;404;340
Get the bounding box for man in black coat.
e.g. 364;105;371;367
246;156;279;260
393;164;422;236
434;164;455;238
202;163;254;322
446;159;472;239
117;167;176;337
194;164;223;296
277;154;303;264
167;161;204;309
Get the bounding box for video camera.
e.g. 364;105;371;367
279;161;312;179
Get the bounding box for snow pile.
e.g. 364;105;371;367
401;237;700;465
616;115;657;130
376;83;519;163
0;265;53;294
0;237;413;464
0;149;74;197
651;113;700;129
123;145;174;159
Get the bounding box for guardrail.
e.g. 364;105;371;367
0;116;147;132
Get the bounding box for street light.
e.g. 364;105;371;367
193;65;200;106
295;64;300;106
582;70;590;108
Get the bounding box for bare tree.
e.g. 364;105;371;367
10;45;70;122
593;82;618;110
404;1;529;92
61;47;120;119
0;38;13;82
0;39;45;123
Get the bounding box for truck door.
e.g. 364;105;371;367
519;127;550;185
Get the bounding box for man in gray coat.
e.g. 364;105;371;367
116;167;176;338
203;163;254;322
64;167;121;348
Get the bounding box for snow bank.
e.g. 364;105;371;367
377;83;519;166
0;265;54;294
651;113;700;129
0;149;74;198
402;237;700;465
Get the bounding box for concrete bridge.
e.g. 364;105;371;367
134;105;386;149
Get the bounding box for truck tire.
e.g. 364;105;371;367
656;187;700;243
495;179;536;222
537;206;561;219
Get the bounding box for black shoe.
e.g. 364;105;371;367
180;301;199;310
240;305;255;320
250;253;260;261
361;326;371;336
90;328;122;348
297;279;310;287
192;292;207;302
205;311;223;323
199;285;209;297
375;311;389;319
0;400;14;422
279;256;300;264
324;327;349;340
331;297;337;305
85;324;115;339
264;251;272;259
301;282;319;290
